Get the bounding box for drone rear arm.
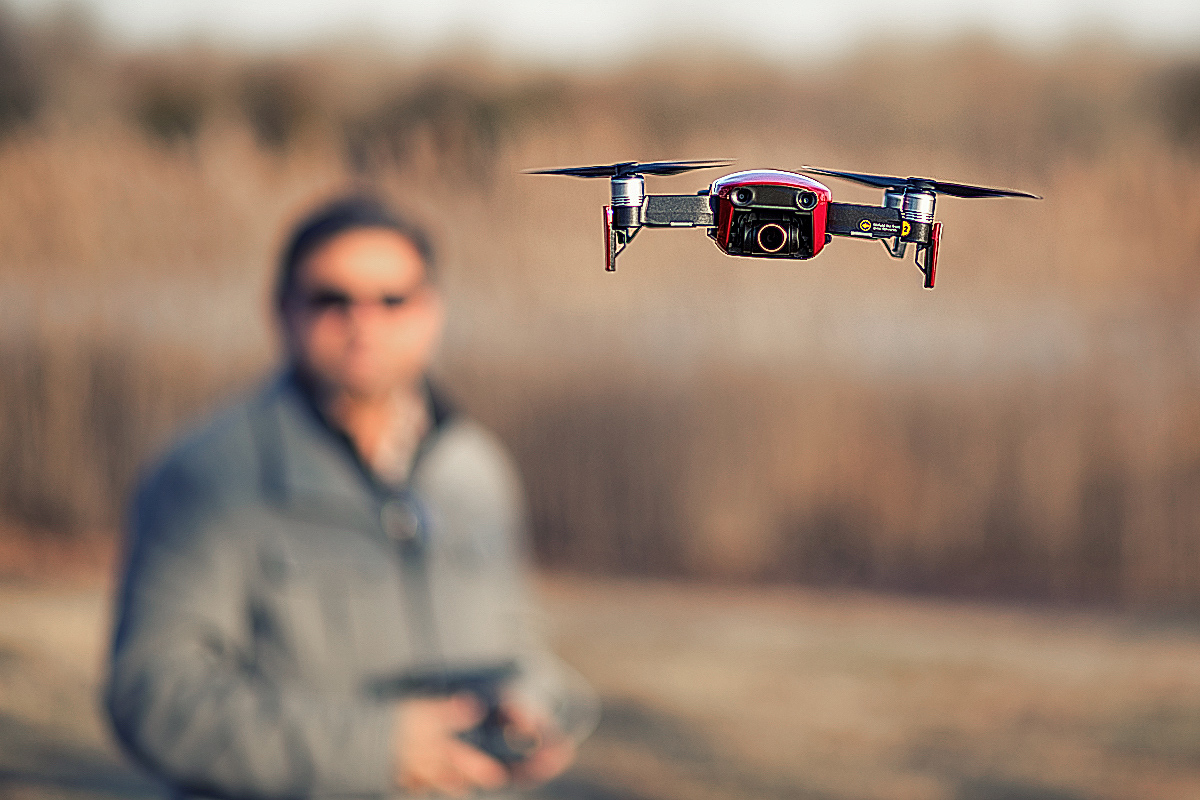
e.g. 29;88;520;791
604;194;715;271
826;203;931;244
826;202;939;288
641;194;715;227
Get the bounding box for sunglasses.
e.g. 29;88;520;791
298;286;428;314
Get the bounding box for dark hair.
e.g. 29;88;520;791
275;194;436;312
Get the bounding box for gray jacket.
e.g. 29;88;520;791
106;373;564;800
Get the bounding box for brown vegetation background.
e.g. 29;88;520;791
1;9;1200;606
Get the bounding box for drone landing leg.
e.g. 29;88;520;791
604;206;616;271
915;222;941;289
604;206;638;271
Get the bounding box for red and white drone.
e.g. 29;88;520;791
526;160;1040;288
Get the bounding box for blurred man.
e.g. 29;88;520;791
106;196;587;799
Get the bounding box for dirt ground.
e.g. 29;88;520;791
3;569;1200;800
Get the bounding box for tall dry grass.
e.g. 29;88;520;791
1;16;1199;605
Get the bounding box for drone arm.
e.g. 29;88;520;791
604;195;713;271
826;202;931;243
640;194;715;227
826;202;939;288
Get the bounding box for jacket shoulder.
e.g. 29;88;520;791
134;384;275;522
419;419;523;501
414;418;529;557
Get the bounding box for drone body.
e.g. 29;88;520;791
710;171;831;259
528;160;1040;289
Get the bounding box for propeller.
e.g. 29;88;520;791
524;159;734;179
798;166;1041;199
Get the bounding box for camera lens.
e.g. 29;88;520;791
732;187;754;206
756;223;788;253
795;190;818;210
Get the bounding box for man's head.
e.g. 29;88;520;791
277;196;444;401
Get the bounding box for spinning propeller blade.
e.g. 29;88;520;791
799;166;1041;199
524;159;734;178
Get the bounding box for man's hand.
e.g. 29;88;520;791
392;695;508;796
501;698;575;787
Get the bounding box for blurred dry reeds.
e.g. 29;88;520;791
1;11;1199;605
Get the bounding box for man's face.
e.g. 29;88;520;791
282;227;444;400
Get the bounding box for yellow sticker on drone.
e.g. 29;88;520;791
859;219;872;232
902;220;911;236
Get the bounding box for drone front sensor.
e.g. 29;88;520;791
525;160;1040;288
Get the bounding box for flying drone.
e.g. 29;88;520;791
526;160;1040;288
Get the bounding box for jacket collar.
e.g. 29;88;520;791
253;369;454;520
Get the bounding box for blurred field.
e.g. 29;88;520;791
6;572;1200;800
1;11;1200;607
5;15;1200;800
